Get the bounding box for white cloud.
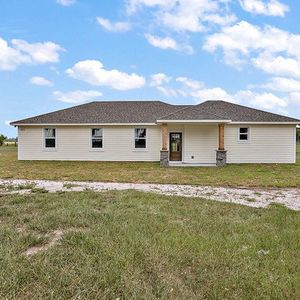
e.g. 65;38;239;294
239;0;289;16
152;74;236;102
56;0;75;6
145;34;177;50
156;86;178;97
96;17;131;32
149;73;178;95
145;34;193;53
126;0;176;14
0;38;29;70
12;39;64;64
176;77;203;90
0;37;64;70
127;0;236;32
204;21;300;72
66;60;146;90
252;53;300;78
150;73;171;87
30;76;53;86
288;92;300;105
5;121;11;126
152;74;289;110
235;90;287;109
257;77;300;93
53;90;102;103
175;76;228;101
192;87;236;103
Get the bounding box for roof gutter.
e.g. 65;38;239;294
156;120;232;124
230;121;300;125
11;123;158;126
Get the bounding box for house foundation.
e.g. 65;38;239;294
160;150;169;167
216;150;227;167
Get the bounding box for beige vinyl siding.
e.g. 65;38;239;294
183;125;218;164
18;125;161;161
17;124;296;163
225;125;296;163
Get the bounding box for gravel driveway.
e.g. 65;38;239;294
0;179;299;211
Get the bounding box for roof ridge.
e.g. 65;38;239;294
91;100;170;104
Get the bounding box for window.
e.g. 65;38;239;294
91;128;103;149
239;127;249;141
44;128;56;148
135;128;146;148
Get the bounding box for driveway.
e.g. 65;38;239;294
0;179;299;211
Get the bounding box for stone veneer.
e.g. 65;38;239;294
216;150;227;167
160;150;169;167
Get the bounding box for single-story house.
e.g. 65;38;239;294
10;100;299;166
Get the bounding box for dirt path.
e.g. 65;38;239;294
0;179;299;211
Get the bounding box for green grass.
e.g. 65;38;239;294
0;145;299;187
0;190;299;299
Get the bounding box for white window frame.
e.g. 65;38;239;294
238;127;250;142
43;128;57;151
133;127;147;151
90;128;104;151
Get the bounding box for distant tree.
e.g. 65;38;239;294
0;134;7;146
297;127;300;144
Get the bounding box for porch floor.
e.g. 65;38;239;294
169;162;216;167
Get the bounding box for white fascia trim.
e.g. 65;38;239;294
13;123;158;126
156;120;232;123
230;122;300;125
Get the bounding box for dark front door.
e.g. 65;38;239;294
169;133;182;161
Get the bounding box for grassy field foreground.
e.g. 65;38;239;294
1;190;300;299
0;145;299;187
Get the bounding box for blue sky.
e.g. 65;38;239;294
1;0;300;137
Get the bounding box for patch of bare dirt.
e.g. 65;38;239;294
24;230;64;257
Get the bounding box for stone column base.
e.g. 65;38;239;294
216;150;227;167
160;150;169;167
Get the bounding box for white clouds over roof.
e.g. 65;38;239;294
53;90;102;103
66;60;146;91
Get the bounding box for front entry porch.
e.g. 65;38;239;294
159;123;227;167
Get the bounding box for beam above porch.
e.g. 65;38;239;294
156;120;232;124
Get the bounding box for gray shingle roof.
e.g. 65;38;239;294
158;105;229;121
160;100;300;123
10;100;299;125
11;101;189;125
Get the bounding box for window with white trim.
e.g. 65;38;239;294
239;127;249;141
135;128;146;148
91;128;103;148
44;128;56;148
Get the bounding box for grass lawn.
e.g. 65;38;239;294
0;145;299;187
1;190;299;299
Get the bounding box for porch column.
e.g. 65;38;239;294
160;123;169;167
218;123;225;151
216;123;227;167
